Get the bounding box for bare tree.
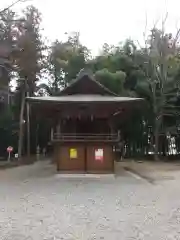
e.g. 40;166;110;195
137;15;180;160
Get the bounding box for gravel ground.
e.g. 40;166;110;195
0;161;180;240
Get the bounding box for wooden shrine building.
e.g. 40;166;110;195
27;69;143;173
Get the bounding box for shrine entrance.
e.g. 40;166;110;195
27;69;143;174
56;116;114;173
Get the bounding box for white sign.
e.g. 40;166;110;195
7;146;13;153
7;146;13;162
95;149;103;161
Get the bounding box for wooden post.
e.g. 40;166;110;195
108;117;115;171
18;87;25;161
56;119;61;139
26;97;30;158
26;76;30;159
108;117;114;135
50;128;54;141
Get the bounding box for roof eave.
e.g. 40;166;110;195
26;97;144;104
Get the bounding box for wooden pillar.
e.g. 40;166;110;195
50;128;54;141
108;117;115;171
26;100;30;158
56;119;61;138
108;117;114;135
55;117;61;170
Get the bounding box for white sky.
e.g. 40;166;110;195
1;0;180;55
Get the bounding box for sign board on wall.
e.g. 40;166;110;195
70;148;77;159
95;149;103;161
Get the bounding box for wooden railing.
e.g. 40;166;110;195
51;131;120;142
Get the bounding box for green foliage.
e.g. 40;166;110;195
95;68;126;94
48;32;90;90
14;5;44;95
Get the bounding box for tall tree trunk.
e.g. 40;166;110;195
154;117;161;161
18;89;25;160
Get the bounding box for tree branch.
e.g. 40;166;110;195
0;0;30;15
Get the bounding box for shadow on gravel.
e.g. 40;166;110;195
123;167;155;184
0;157;35;170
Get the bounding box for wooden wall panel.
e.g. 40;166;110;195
57;144;85;172
86;144;114;173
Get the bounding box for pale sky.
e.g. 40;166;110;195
1;0;180;55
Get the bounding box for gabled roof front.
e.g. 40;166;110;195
59;68;117;96
27;68;145;110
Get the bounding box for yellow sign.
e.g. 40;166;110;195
70;148;77;159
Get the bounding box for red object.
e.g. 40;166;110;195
7;146;13;153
